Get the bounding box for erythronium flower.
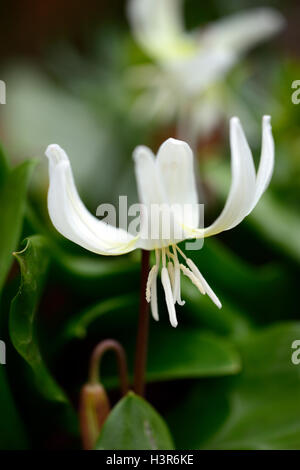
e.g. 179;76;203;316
45;115;274;327
127;0;284;140
128;0;284;63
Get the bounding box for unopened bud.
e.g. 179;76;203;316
79;383;110;450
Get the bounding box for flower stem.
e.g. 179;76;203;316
89;339;129;395
133;249;150;396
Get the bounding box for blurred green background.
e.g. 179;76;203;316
0;0;300;450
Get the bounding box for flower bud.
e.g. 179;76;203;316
79;383;110;450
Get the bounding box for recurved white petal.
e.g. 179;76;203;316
156;138;199;229
251;115;274;210
46;144;138;255
203;117;256;237
127;0;192;61
200;8;285;55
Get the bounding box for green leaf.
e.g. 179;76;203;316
205;323;300;449
168;323;300;450
0;159;36;295
96;392;174;450
53;249;139;281
62;293;138;340
144;328;240;383
0;367;28;449
0;142;9;186
10;235;68;403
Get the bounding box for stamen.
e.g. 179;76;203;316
186;258;222;309
162;247;166;267
175;246;222;309
145;249;160;321
150;271;159;321
172;245;185;306
161;267;178;328
176;244;187;261
180;264;205;295
146;265;158;303
167;261;175;290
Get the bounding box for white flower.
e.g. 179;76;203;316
45;115;274;327
128;0;284;63
127;1;284;138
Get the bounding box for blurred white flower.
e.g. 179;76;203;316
127;0;284;142
45;116;274;327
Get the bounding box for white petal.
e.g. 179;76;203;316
133;145;165;206
133;145;168;250
167;48;236;96
156;138;199;228
200;8;285;55
203;117;256;237
161;267;178;328
46;144;138;255
127;0;190;61
251;115;274;210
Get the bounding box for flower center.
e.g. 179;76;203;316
145;244;221;327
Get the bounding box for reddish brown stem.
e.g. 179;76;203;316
89;339;129;396
133;249;150;396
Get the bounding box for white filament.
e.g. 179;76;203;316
161;267;178;328
179;264;205;295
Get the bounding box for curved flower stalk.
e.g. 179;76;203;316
45;115;274;327
127;0;284;141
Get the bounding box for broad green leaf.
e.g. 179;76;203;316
205;323;300;450
168;323;300;450
0;367;28;449
166;378;230;450
10;235;68;403
144;328;240;383
0;159;36;295
96;392;174;450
